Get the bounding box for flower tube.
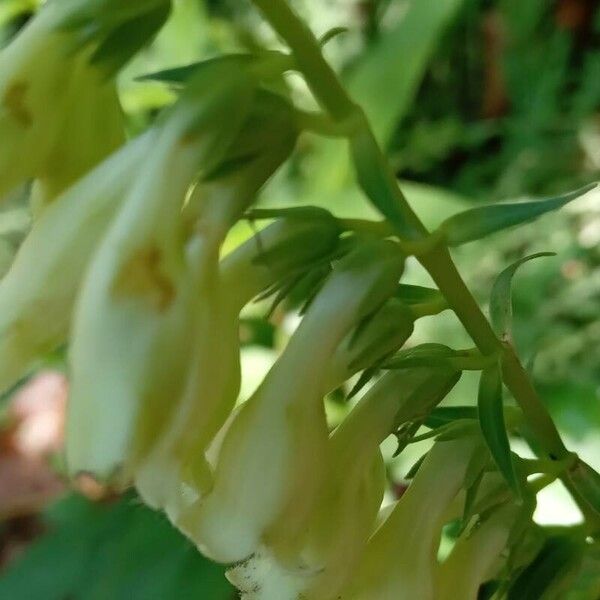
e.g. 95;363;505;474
339;436;482;600
135;209;341;519
66;61;257;486
228;367;462;600
0;132;149;393
178;239;406;564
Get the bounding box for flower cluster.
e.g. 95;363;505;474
1;2;597;599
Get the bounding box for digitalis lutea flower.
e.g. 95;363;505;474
66;62;257;486
227;367;462;600
0;131;149;394
339;437;483;600
135;208;341;520
178;239;406;564
437;502;520;600
0;0;124;207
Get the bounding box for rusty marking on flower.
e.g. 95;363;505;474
112;246;175;311
3;81;32;128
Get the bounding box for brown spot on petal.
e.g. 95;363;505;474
112;246;175;311
3;81;32;128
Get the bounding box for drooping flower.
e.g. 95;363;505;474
227;367;462;600
178;239;405;564
0;131;149;393
135;207;342;519
338;436;483;600
66;60;258;487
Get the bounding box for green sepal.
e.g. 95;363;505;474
490;252;555;341
425;406;479;428
405;453;428;479
441;183;597;246
478;363;522;498
395;284;444;306
385;343;475;370
59;0;172;74
138;54;257;85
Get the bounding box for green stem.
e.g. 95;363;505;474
250;0;599;528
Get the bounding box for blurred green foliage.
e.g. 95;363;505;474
0;0;598;597
0;493;233;599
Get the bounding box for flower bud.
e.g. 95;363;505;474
339;437;482;600
324;298;414;392
0;132;148;393
178;240;405;564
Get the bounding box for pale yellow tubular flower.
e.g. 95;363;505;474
133;94;305;517
230;372;429;600
0;132;148;393
178;240;405;564
66;64;256;487
0;1;124;204
136;212;340;520
339;437;482;600
437;503;519;600
228;366;463;600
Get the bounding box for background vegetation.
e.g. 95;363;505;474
0;0;598;597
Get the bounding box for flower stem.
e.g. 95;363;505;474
250;0;600;529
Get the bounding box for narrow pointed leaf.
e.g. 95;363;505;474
490;252;555;341
395;284;444;306
478;363;521;497
442;183;597;246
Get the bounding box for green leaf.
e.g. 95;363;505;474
478;363;522;498
441;183;597;246
0;493;232;600
347;0;465;145
490;252;556;341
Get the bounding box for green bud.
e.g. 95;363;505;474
339;437;482;600
324;298;414;392
0;132;148;394
177;240;405;564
